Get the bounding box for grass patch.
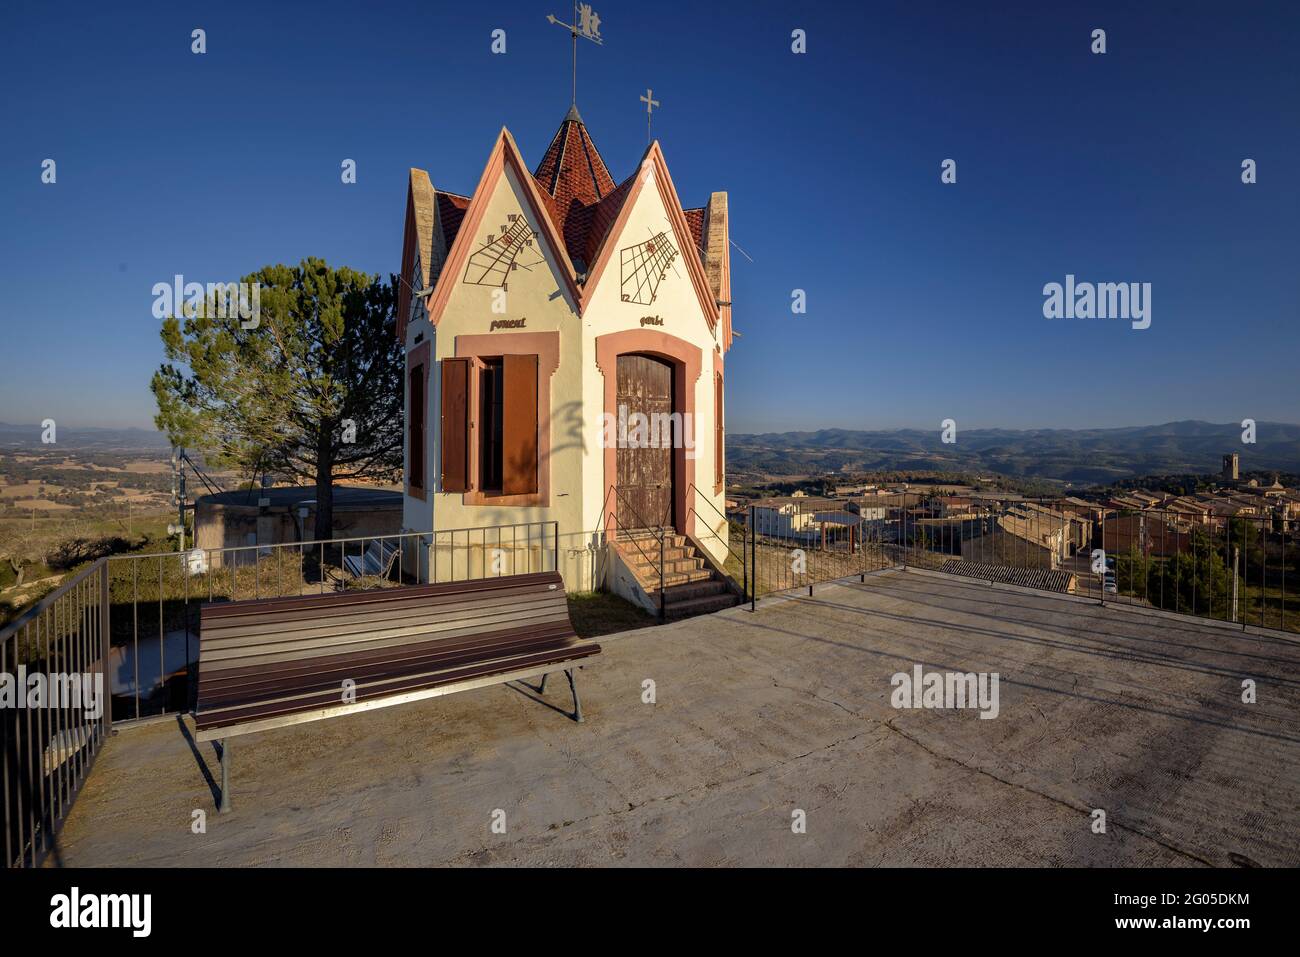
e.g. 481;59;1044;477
567;590;655;639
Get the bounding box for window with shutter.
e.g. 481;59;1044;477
447;332;555;507
408;364;425;494
440;357;470;492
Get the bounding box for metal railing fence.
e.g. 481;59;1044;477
739;494;1294;633
1;560;110;867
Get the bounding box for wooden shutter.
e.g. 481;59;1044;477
440;357;470;493
502;354;538;495
408;365;425;492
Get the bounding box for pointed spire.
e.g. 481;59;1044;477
530;110;618;272
533;109;615;202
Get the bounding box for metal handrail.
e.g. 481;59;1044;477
2;558;110;867
599;483;670;541
684;482;747;601
881;491;1288;631
599;485;669;619
108;528;422;565
0;557;108;641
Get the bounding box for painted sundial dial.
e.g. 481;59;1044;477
463;214;544;290
619;230;678;305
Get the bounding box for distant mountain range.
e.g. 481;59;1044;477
0;422;171;451
5;419;1297;486
727;421;1300;485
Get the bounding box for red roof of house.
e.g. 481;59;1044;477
435;192;470;250
532;108;617;263
682;207;705;252
435;109;705;273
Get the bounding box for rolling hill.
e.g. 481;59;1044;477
727;421;1300;484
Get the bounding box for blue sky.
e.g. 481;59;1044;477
1;0;1297;433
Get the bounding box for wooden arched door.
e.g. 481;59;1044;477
615;353;675;531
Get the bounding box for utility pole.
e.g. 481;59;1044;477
169;446;188;551
178;447;187;551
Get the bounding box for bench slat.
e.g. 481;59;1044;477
198;606;572;673
199;571;561;619
198;641;583;713
198;619;578;689
199;579;564;634
198;589;568;657
196;642;599;732
197;625;582;706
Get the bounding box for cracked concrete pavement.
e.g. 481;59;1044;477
48;569;1300;867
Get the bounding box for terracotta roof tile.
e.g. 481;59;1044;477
531;111;617;268
582;172;636;269
435;192;470;250
422;112;710;292
682;207;706;255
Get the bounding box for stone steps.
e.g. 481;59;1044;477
613;532;741;621
662;591;740;621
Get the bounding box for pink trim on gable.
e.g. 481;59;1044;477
582;143;722;335
425;130;581;330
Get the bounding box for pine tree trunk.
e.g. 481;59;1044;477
313;434;335;543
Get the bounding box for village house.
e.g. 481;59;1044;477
396;107;735;612
961;507;1072;569
748;496;852;542
1019;501;1092;552
1101;509;1202;558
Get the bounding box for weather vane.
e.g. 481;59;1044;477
640;88;660;144
547;3;603;108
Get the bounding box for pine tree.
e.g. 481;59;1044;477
151;258;403;541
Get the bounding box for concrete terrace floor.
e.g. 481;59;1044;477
49;569;1300;867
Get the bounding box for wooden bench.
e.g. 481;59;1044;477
339;537;401;581
193;571;599;812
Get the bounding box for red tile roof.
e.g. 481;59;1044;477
582;172;635;268
531;108;618;269
434;111;705;281
682;207;706;255
435;192;470;250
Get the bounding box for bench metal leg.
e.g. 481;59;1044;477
538;673;548;695
565;669;583;723
218;738;232;814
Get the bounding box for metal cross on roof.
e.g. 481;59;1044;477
640;88;660;144
547;3;604;109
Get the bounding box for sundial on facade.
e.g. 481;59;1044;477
463;214;543;289
619;230;678;305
